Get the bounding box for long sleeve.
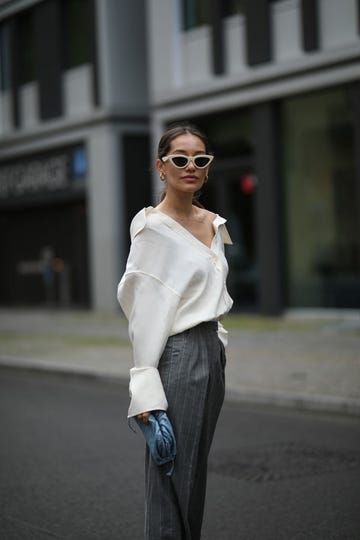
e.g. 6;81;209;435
117;270;181;418
117;206;233;418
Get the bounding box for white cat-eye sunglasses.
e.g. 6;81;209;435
161;154;214;169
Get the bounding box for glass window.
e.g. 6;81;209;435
189;108;254;158
0;23;11;91
17;10;36;85
282;87;360;308
182;0;209;30
62;0;91;69
182;0;245;30
223;0;245;17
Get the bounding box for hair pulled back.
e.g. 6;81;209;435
157;122;211;159
157;122;212;207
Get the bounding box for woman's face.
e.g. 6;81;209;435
156;133;211;196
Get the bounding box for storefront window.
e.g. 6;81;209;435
282;87;359;307
184;109;257;310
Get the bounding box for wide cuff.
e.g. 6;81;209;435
127;366;168;418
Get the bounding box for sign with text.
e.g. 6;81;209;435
0;146;87;199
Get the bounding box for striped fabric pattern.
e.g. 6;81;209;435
144;321;226;539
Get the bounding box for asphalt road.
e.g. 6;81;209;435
0;368;359;540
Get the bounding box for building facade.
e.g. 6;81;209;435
0;0;150;310
0;0;359;314
147;0;360;314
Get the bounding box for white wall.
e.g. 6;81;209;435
0;91;12;135
271;0;302;63
63;64;94;117
319;0;359;50
225;14;248;76
19;81;39;129
96;0;148;110
146;0;181;99
182;25;212;84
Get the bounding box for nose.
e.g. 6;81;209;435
185;158;196;171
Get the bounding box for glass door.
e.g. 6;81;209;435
201;157;258;311
186;105;256;310
282;86;360;307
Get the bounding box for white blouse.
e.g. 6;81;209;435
117;206;233;418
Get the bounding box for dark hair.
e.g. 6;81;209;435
157;122;212;207
157;122;211;159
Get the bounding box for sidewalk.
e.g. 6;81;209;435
0;308;359;415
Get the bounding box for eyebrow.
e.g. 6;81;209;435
171;149;206;155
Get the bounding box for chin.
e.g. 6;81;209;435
180;182;201;191
182;187;199;195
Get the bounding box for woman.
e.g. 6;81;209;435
117;123;233;539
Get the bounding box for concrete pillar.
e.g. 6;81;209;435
87;125;125;310
150;116;165;203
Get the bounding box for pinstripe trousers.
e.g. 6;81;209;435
144;321;226;540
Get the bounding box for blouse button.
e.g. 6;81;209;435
212;258;221;271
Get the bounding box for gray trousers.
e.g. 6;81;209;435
144;321;226;540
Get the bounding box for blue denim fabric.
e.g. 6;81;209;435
134;411;177;476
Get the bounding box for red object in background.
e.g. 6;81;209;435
240;174;257;194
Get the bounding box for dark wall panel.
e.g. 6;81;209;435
34;0;63;120
122;134;152;251
245;0;272;66
89;0;100;106
210;0;225;75
349;83;360;261
9;18;20;128
253;102;285;314
301;0;319;52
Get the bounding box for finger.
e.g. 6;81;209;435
137;412;150;424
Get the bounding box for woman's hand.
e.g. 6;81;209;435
137;411;151;425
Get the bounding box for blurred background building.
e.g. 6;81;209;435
0;0;150;311
0;0;359;315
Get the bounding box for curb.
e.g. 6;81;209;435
225;387;360;417
0;357;128;385
1;356;360;417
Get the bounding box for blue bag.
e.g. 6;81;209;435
134;411;177;476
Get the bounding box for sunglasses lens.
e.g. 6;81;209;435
171;156;189;168
194;156;211;168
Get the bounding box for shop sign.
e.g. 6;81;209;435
0;154;68;198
